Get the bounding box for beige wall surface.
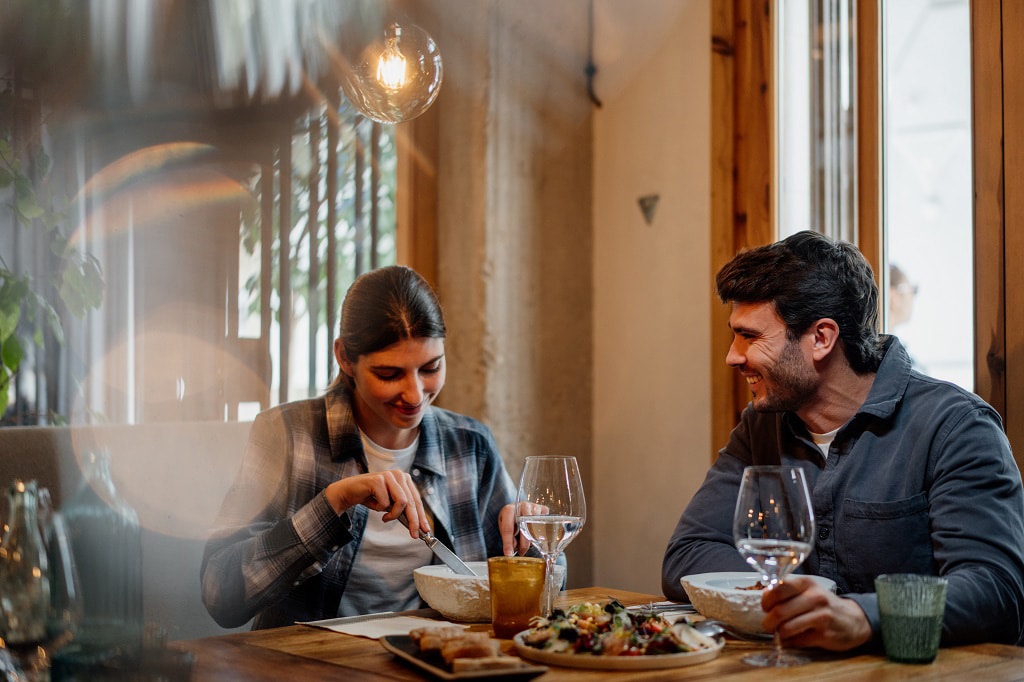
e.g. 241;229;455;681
428;0;596;585
593;0;712;594
429;0;712;594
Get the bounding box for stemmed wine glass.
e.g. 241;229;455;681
515;456;586;616
732;465;815;667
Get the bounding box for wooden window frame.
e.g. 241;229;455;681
395;106;439;285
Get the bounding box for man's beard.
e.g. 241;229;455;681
751;339;817;413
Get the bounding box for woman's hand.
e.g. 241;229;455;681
760;575;873;651
325;471;429;538
498;502;548;556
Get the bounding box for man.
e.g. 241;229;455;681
662;231;1024;649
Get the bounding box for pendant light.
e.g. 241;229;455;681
339;17;443;124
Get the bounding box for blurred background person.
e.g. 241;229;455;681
889;264;923;371
888;264;918;329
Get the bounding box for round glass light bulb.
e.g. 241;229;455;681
339;21;443;124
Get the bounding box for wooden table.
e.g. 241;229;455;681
174;587;1024;680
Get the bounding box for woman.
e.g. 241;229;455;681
201;266;525;629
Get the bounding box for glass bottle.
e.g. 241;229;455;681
0;479;51;667
61;451;143;654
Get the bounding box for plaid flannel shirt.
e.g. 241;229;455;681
201;388;516;629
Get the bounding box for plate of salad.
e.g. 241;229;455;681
512;600;723;670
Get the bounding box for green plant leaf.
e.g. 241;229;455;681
16;194;44;220
0;378;9;416
42;300;64;346
1;334;23;374
0;279;25;340
0;167;12;188
81;255;104;308
50;234;66;256
58;253;104;317
33;149;51;178
13;172;30;195
0;311;13;342
59;272;85;318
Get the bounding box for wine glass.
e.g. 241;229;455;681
515;456;586;616
43;509;82;653
732;465;815;667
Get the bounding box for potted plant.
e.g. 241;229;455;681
0;76;103;423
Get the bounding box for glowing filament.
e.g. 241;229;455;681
377;24;408;90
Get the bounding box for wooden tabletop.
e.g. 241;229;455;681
174;586;1024;680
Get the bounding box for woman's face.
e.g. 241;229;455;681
336;336;446;449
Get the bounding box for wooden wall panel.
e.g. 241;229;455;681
1002;0;1024;469
855;0;882;281
733;0;776;252
710;0;775;458
711;0;737;460
971;0;1006;417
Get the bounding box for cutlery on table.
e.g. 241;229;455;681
397;510;479;576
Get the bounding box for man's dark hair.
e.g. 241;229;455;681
715;230;883;374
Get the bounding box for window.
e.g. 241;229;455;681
880;0;973;387
777;0;856;244
775;0;973;389
235;103;398;420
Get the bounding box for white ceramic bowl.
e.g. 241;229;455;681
680;572;837;635
413;561;492;622
414;561;566;623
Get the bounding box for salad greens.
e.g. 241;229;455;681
519;600;718;656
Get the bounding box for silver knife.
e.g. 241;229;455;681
397;510;479;576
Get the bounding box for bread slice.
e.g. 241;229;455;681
409;626;468;653
451;656;525;673
439;633;499;664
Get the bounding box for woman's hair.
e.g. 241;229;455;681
329;265;446;391
715;230;884;374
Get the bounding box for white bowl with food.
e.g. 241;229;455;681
414;561;566;623
680;572;837;635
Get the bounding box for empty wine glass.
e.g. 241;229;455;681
43;510;82;653
732;465;815;667
515;456;586;616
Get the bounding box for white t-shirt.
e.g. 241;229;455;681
809;426;840;459
337;432;433;617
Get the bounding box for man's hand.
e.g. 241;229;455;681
760;576;873;651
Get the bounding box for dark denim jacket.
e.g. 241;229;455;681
663;337;1024;646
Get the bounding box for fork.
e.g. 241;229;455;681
623;601;697;615
691;618;773;642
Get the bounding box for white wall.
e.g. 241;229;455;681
592;0;712;595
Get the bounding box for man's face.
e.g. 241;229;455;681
726;302;818;412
